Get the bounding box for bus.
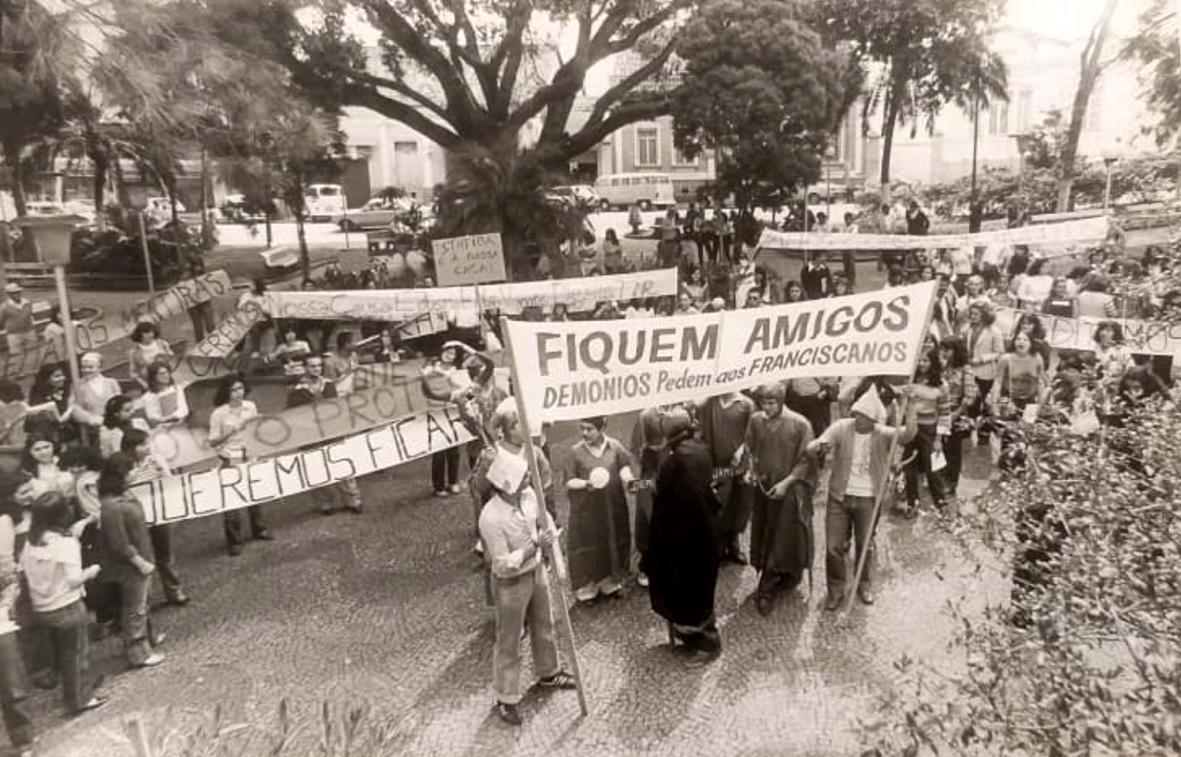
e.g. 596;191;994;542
593;173;676;210
304;184;347;222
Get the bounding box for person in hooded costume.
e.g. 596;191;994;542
697;390;756;564
477;449;577;725
808;384;916;610
643;409;723;665
744;383;816;615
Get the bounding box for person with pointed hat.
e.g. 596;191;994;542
643;408;724;666
477;448;576;725
744;382;817;615
807;382;917;610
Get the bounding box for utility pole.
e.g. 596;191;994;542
969;73;982;233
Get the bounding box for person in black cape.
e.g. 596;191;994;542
641;410;724;666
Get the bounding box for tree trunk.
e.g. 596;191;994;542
1057;0;1119;212
5;154;29;217
169;181;179;225
878;62;905;200
296;208;309;281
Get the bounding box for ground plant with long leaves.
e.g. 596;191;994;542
863;297;1181;754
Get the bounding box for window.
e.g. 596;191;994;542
988;101;1009;135
635;126;659;167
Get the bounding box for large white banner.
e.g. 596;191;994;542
756;217;1110;251
135;406;473;525
994;307;1181;358
504;282;937;426
262;269;679;319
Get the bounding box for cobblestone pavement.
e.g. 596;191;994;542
8;413;1011;757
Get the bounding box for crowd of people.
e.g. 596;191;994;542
2;198;1176;747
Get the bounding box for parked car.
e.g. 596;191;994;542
593;173;676;210
305;184;347;222
545;185;602;208
333;198;403;231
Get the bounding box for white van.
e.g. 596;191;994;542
304;184;347;221
594;173;675;210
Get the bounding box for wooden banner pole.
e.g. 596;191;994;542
498;316;589;717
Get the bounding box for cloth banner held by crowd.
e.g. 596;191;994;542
134;405;473;525
994;306;1181;358
140;360;416;472
755;216;1111;252
0;270;235;380
261;269;679;320
503;282;937;428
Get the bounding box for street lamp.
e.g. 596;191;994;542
13;214;86;395
1101;146;1119;211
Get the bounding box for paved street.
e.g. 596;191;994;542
18;414;1005;757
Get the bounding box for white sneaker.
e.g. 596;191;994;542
137;652;165;668
637;573;649;588
473;540;484;555
599;579;623;597
574;585;599;603
449;483;462;494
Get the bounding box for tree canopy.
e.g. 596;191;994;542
1126;0;1181;147
671;0;857;211
213;0;692;169
813;0;1008;191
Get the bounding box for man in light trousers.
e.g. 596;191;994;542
478;449;576;725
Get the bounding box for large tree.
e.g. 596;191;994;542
672;0;857;214
213;0;691;171
813;0;1008;195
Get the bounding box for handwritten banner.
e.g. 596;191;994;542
756;217;1111;251
504;282;936;427
188;301;266;359
142;361;414;472
120;271;232;327
263;269;679;319
994;307;1181;358
134;405;473;525
432;233;506;286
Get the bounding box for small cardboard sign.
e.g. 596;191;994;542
431;233;506;286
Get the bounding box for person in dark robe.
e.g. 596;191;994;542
744;383;816;615
642;410;723;666
697;391;756;564
629;405;671;588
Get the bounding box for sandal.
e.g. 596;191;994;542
537;670;577;690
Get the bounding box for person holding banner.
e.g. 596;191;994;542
565;417;635;604
25;362;77;446
963;303;1005;444
808;387;917;611
744;384;816;616
0;483;36;757
286;356;363;515
698;391;756;565
122;429;189;607
99;396;149;459
141;362;190;429
477;449;576;726
98;454;166;668
128;323;175;389
644;410;724;666
208;374;272;556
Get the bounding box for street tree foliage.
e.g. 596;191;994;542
863;247;1181;755
812;0;1008;192
670;0;857;213
1126;0;1181;147
0;0;72;214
